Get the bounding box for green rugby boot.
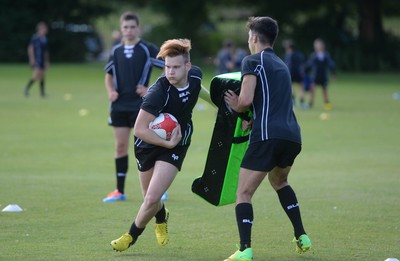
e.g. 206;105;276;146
224;247;253;261
293;234;312;253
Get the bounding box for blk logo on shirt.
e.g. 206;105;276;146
179;91;190;102
124;47;134;58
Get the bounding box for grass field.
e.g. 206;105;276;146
0;63;399;261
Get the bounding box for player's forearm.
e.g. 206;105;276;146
45;51;50;63
105;74;119;101
199;85;216;109
27;45;34;63
104;74;115;93
234;98;250;113
235;75;256;112
134;126;176;149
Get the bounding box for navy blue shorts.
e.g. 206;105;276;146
303;75;312;91
33;63;45;69
108;111;139;128
134;145;189;172
241;139;301;172
313;78;328;88
291;73;303;83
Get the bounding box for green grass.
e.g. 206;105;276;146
0;63;399;260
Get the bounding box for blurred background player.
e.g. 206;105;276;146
215;39;247;74
283;39;305;108
300;69;313;109
305;38;336;110
103;11;166;203
24;22;49;98
111;30;122;47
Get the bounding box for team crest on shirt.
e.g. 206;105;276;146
124;47;134;58
179;91;190;103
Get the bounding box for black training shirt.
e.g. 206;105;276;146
241;48;301;144
104;41;164;112
135;66;202;148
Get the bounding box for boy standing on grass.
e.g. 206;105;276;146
283;39;306;108
305;38;336;110
223;16;312;260
24;22;49;98
103;11;167;203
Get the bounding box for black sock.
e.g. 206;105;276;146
236;203;253;251
277;185;306;239
40;79;45;96
25;79;35;94
155;204;166;224
129;222;145;242
116;155;128;194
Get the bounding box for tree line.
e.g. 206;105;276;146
1;0;399;71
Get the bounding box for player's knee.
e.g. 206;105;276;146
115;144;128;156
268;174;288;191
236;189;253;203
143;193;162;207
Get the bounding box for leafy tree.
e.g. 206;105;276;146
134;0;212;59
207;0;400;71
357;0;400;70
0;0;112;62
1;0;399;70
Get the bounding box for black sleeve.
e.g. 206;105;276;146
148;43;165;68
326;52;336;74
241;55;257;77
148;42;159;58
190;65;203;80
104;50;114;74
140;79;167;116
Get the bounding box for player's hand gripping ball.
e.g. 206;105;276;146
149;113;178;140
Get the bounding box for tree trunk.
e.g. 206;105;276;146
358;0;384;70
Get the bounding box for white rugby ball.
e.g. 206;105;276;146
149;113;178;140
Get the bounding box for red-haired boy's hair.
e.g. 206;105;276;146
157;39;191;63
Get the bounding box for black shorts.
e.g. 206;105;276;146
134;145;189;172
32;60;45;69
241;140;301;172
108;111;139;128
313;78;328;88
291;73;303;83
